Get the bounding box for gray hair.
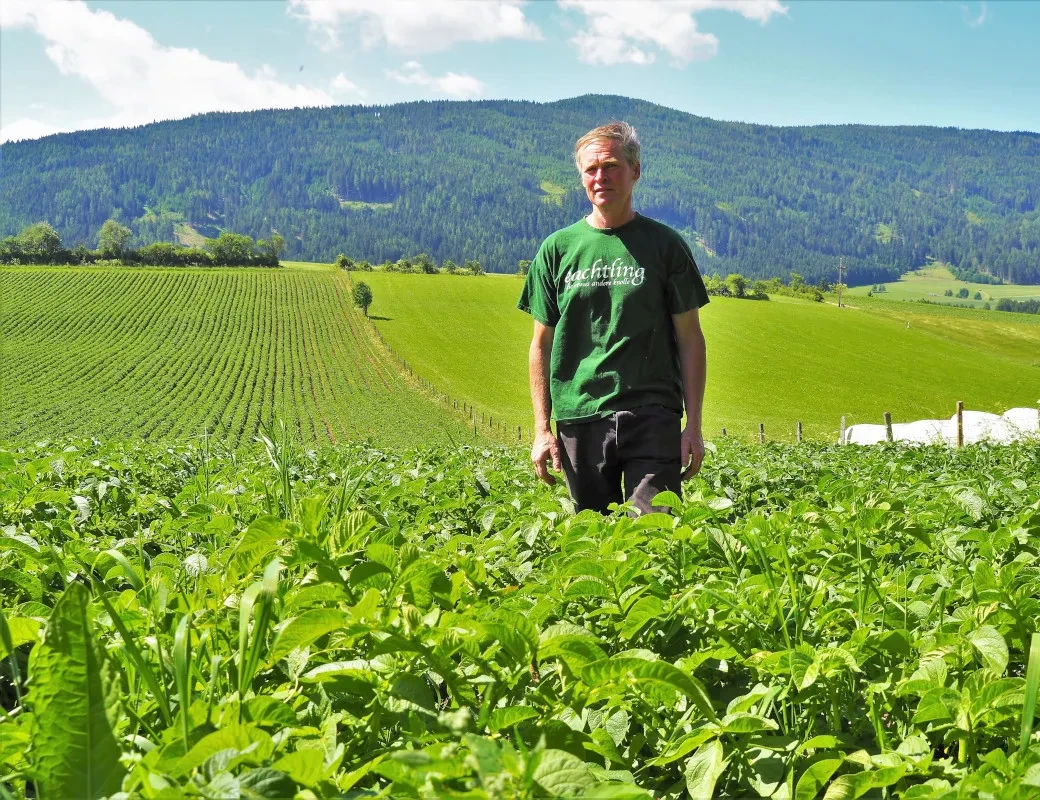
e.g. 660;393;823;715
574;121;641;171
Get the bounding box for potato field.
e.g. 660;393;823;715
0;264;468;448
1;437;1038;798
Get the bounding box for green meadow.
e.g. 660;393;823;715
847;264;1040;308
362;271;1040;442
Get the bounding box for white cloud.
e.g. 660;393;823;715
559;0;787;66
288;0;541;53
386;61;484;100
0;118;66;143
962;2;989;28
0;0;335;142
330;72;365;97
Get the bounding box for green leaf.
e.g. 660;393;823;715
269;609;359;664
487;705;539;732
969;625;1009;674
27;582;126;799
720;713;779;735
532;749;594;796
241;696;299;728
685;739;726;799
621;596;664;640
174;723;274;776
0;614;40;660
795;757;843;800
234;517;287;573
1020;632;1040;754
583;658;716;721
651;491;682;509
270;750;325;789
821;771;875;800
239;767;298;798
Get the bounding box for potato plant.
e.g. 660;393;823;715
0;438;1038;799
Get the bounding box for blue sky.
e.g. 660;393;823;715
2;0;1037;143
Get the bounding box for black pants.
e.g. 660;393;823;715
556;405;682;515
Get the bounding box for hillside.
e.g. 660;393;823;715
2;96;1039;284
361;271;1040;441
0;263;471;447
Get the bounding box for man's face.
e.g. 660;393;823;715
578;138;640;212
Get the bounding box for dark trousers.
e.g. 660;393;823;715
556;405;682;515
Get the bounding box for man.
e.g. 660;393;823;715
517;121;709;514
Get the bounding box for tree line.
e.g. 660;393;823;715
2;96;1037;285
0;220;285;267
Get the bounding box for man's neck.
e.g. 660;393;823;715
586;205;636;230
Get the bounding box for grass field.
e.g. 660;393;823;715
0;262;470;447
847;264;1040;308
363;271;1040;441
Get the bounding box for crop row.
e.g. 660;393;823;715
0;266;469;448
1;437;1038;798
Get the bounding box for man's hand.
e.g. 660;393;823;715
531;429;562;485
680;425;704;480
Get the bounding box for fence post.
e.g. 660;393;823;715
796;421;803;443
884;412;893;442
956;401;964;448
759;423;765;444
839;415;846;445
518;425;522;443
721;427;727;437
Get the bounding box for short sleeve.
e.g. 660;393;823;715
517;240;560;326
666;236;710;315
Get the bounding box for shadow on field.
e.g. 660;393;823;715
370;315;393;321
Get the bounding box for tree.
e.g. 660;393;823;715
724;273;747;298
414;253;438;274
443;259;458;274
957;287;970;299
353;281;373;316
973;290;982;300
207;232;255;265
517;259;531;277
257;233;286;264
465;259;485;276
98;218;132;257
334;253;353;270
17;222;62;263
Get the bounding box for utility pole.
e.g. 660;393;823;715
837;256;846;308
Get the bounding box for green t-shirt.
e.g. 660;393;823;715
517;214;709;424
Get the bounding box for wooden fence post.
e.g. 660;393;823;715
759;423;765;444
796;421;803;443
721;427;727;437
518;425;522;443
839;415;846;445
884;412;893;442
956;401;964;448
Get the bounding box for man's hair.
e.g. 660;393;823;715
574;121;641;172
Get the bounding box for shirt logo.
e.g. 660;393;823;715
563;258;645;290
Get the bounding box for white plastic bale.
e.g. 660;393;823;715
949;410;1001;445
892;420;950;445
843;408;1037;447
1002;407;1040;435
844;424;888;445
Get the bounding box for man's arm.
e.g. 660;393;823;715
529;320;561;485
672;308;706;479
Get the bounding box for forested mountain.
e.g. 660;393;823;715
2;95;1038;284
